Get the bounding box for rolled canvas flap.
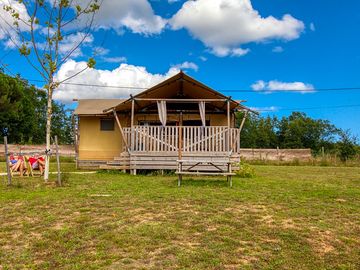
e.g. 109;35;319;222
157;101;167;126
198;101;206;127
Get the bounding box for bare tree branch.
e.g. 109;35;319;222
56;65;89;85
29;1;50;77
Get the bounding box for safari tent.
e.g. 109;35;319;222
74;71;250;173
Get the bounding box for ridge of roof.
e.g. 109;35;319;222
103;72;250;113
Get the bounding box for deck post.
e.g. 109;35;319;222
227;99;231;152
178;112;183;187
130;97;135;175
4;136;12;186
131;98;135;150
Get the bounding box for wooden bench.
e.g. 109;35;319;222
176;159;235;187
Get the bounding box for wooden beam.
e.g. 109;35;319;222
113;110;129;151
178;112;183;162
131;99;135;151
227;100;231;152
134;98;229;102
131;99;135;127
239;110;249;132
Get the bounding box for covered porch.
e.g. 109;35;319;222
101;72;251;173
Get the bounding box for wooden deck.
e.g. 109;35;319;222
123;126;240;153
103;126;241;172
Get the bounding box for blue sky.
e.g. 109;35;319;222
0;0;360;137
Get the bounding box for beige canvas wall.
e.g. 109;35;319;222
78;116;124;160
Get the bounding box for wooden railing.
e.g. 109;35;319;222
123;126;240;153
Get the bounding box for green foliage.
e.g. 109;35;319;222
337;130;358;162
87;58;96;68
236;111;357;158
0;72;73;144
236;163;256;178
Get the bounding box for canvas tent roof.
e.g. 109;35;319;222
74;99;125;115
104;71;249;113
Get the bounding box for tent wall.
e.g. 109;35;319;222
78;116;124;160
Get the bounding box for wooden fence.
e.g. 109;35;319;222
0;144;75;158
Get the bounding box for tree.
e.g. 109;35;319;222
277;112;338;152
0;71;24;140
236;111;350;155
2;0;100;181
0;71;74;145
337;130;358;162
236;112;278;148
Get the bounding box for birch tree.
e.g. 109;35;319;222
1;0;100;181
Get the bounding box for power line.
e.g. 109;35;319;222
222;87;360;93
23;78;360;92
258;104;360;112
1;66;360;92
1;68;360;112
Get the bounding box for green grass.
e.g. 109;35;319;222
0;166;359;269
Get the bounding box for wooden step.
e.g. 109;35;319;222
99;165;129;170
107;160;129;165
116;157;130;160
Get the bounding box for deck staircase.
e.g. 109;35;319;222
99;152;130;170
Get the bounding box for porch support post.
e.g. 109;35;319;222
130;97;136;175
113;110;129;152
178;112;183;186
178;112;183;161
131;97;135;151
227;98;231;152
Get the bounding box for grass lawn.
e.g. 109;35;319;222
0;166;359;269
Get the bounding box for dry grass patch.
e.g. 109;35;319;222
0;166;359;269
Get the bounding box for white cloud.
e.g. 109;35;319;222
199;56;207;61
59;33;94;57
93;46;110;56
170;0;304;57
210;46;250;57
80;0;166;35
250;106;279;113
35;32;94;58
310;22;316;31
91;47;127;63
172;61;199;71
101;56;127;63
0;0;31;47
53;60;180;103
272;46;284;53
251;80;315;93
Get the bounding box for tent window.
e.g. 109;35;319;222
100;118;114;131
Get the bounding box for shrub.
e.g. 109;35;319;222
236;163;256;178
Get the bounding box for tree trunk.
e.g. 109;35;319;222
44;84;54;182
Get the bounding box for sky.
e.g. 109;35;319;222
0;0;360;137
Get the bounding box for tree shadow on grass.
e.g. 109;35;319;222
176;177;230;187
